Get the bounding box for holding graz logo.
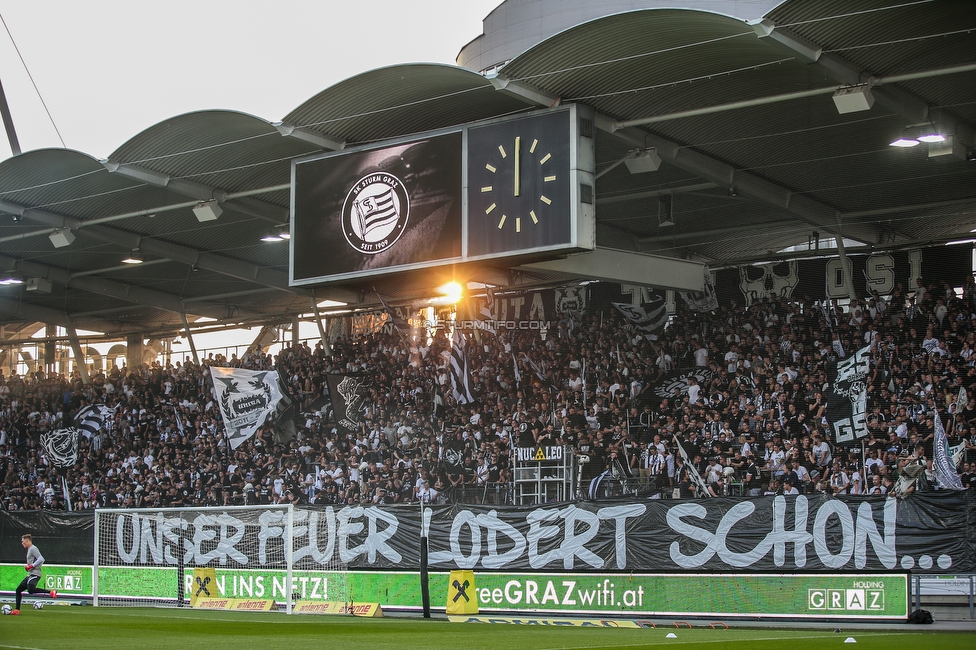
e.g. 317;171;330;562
342;172;410;254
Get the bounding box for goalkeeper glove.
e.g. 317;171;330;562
25;564;34;571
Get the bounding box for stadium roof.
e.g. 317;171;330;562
0;0;973;341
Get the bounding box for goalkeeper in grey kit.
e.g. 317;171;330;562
12;534;57;614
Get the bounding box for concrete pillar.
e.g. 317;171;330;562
126;334;144;372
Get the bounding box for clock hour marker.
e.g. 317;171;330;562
497;214;507;229
544;175;556;182
529;139;538;153
539;152;551;164
485;164;496;173
530;210;538;224
540;195;551;205
486;203;496;214
516;217;521;232
498;145;507;158
481;186;492;192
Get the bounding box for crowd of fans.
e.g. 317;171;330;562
2;274;976;512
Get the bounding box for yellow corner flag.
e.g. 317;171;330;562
190;568;219;607
446;570;478;615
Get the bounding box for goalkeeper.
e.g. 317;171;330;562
12;534;57;615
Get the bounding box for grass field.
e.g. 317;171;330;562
1;606;974;650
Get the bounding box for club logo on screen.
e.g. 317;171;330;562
341;172;410;254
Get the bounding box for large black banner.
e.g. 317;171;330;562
325;373;369;434
712;245;972;307
0;510;93;565
28;492;969;574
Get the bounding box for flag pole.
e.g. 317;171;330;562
419;497;431;618
62;475;72;512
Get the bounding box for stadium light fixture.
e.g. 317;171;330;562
890;123;947;148
914;123;946;143
659;195;674;227
0;270;24;285
261;225;290;242
889;136;919;147
121;249;144;264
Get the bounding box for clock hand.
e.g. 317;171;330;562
514;136;520;198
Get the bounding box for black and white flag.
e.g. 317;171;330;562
679;266;719;313
477;286;497;336
375;290;411;342
74;403;116;439
934;410;964;490
520;353;556;391
211;367;284;450
826;344;872;443
450;327;476;404
40;428;80;468
613;297;668;333
326;373;370;434
673;434;710;497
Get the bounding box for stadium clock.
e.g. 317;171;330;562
466;110;575;257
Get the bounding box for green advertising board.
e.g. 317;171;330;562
1;564;908;620
465;572;908;619
0;564;92;597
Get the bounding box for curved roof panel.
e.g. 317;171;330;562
284;63;530;145
0;0;973;340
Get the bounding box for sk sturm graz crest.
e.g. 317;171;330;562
341;172;410;254
40;428;80;468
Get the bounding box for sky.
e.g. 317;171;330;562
0;0;502;361
0;0;502;159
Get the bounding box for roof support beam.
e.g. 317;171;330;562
0;300;66;326
273;122;345;151
0;198;357;304
100;160;287;224
487;73;562;107
752;19;976;148
0;253;259;322
598;118;880;244
487;74;881;244
596;182;718;205
638;219;800;245
517;248;704;292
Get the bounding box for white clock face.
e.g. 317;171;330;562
477;134;557;234
467;111;572;257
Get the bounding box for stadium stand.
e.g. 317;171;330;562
2;273;975;512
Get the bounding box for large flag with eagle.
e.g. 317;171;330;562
211;367;285;449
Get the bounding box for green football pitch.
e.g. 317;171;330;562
1;607;974;650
